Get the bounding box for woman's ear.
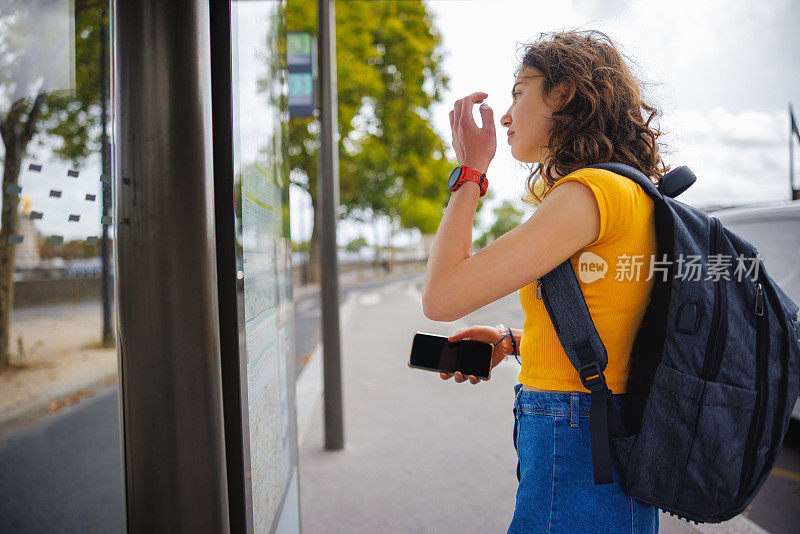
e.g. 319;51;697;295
553;80;576;111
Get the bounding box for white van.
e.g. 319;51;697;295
708;199;800;422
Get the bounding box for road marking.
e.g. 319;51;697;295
771;467;800;483
358;292;381;306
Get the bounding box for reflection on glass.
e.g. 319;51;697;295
0;1;122;532
231;0;296;532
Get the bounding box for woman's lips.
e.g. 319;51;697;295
507;131;514;142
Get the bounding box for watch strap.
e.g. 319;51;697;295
457;166;488;197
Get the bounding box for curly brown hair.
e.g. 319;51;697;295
517;29;669;204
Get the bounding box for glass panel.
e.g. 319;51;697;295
0;1;123;531
231;0;298;532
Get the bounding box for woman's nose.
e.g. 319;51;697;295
500;110;512;128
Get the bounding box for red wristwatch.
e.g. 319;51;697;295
448;165;488;197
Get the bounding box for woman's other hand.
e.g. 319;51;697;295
440;325;508;384
449;92;497;175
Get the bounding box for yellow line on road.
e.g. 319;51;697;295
771;467;800;483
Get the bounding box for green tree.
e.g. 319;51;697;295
345;236;367;253
474;199;524;249
0;0;109;368
287;1;483;281
292;240;309;253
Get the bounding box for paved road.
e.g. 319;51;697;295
0;387;124;533
292;269;428;377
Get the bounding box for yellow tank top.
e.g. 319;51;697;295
518;167;658;394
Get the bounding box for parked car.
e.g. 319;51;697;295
708;199;800;422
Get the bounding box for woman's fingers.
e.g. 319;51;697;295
448;327;471;342
453;98;462;128
441;370;482;384
456;98;472;131
455;371;478;384
478;103;495;133
451;92;490;132
457;92;489;130
452;371;478;384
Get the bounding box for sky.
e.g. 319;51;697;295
4;0;799;248
304;0;800;248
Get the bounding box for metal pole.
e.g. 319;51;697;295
318;0;344;450
790;103;795;200
113;0;229;530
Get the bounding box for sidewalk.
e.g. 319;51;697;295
0;263;425;435
0;302;117;436
295;276;768;533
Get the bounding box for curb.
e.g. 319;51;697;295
0;372;118;438
295;287;359;450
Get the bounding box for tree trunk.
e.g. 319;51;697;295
386;215;395;273
372;211;381;267
0;96;43;369
306;194;321;284
99;10;113;346
0;132;23;369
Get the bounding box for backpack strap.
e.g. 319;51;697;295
538;162;654;485
584;161;698;201
583;161;661;198
539;261;627;485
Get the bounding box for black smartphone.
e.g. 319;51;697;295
408;331;493;380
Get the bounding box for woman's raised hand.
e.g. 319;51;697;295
449;92;497;175
440;325;509;384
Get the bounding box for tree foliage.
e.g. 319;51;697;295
345;236;367;253
286;1;481;243
474;199;524;249
4;0;107;165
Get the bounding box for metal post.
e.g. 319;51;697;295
791;103;795;200
318;0;344;450
99;4;113;347
113;0;229;531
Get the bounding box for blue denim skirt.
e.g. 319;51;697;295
508;383;659;533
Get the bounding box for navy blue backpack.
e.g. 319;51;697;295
537;161;800;524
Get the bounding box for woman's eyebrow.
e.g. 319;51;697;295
511;81;524;95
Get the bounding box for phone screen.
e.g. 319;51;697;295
409;332;492;379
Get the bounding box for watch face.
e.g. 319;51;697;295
448;166;462;189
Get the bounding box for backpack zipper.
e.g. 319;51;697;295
537;278;561;334
754;283;765;316
734;280;766;507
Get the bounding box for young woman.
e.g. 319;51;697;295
422;30;667;532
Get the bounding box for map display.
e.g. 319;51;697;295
231;1;297;532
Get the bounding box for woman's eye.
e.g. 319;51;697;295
511;92;520;100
